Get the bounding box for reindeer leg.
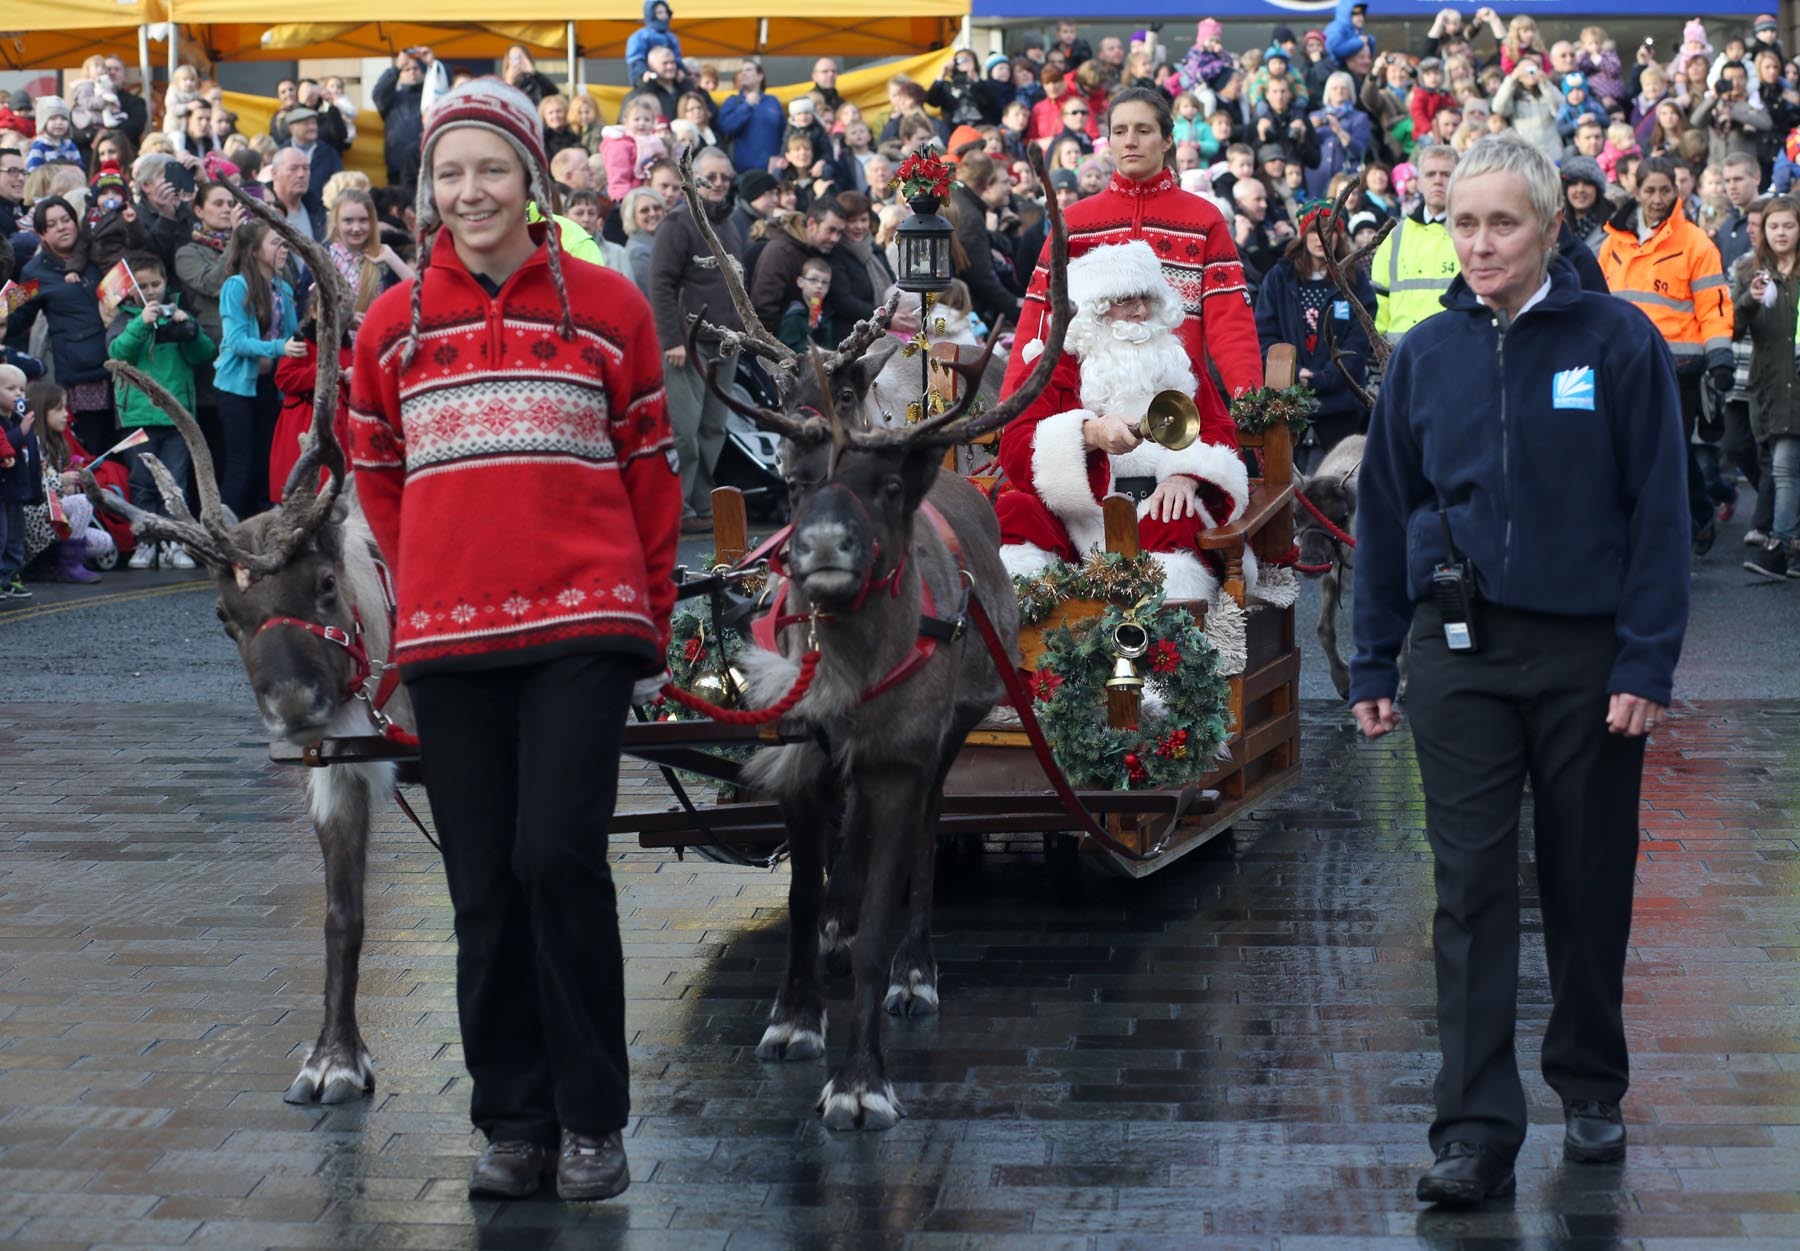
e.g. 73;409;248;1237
1319;566;1350;701
819;789;866;980
285;764;377;1104
885;731;968;1019
819;764;919;1131
757;786;830;1062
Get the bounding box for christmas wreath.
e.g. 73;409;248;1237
1230;384;1318;437
657;608;747;721
1013;550;1166;625
1030;596;1232;790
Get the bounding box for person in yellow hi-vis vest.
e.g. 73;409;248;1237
1371;144;1461;343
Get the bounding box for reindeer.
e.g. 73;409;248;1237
86;185;398;1106
676;150;1070;1129
1296;434;1363;699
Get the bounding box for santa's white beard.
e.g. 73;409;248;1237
1067;316;1197;421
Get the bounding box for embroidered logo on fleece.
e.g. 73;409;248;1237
1552;366;1595;411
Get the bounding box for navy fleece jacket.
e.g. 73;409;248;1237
1349;257;1690;706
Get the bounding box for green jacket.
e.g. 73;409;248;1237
1371;209;1459;342
1740;266;1800;442
526;203;607;268
106;300;216;428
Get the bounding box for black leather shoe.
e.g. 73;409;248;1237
1416;1141;1517;1206
557;1129;630;1201
1564;1099;1626;1163
468;1139;550;1198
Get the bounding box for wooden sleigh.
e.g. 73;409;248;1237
606;346;1304;890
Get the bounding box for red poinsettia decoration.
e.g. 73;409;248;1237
1028;669;1064;703
892;150;952;201
683;636;707;664
1148;639;1181;673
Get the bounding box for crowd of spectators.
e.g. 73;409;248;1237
4;3;1800;591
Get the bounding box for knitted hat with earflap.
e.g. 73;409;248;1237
404;76;574;367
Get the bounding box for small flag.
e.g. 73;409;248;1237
95;260;142;324
89;427;149;468
47;491;70;539
0;279;37;316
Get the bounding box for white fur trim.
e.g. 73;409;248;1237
1154;437;1251;526
1067;240;1179;316
1023;337;1044;363
1148;549;1219;602
1031;408;1107;554
1000;543;1059;582
1205;589;1249;676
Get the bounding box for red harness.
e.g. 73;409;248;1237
255;558;413;745
750;501;968;704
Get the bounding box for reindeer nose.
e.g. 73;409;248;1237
791;521;862;573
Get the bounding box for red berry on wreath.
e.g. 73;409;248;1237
683;637;706;663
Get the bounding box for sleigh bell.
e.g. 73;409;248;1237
691;668;738;709
1105;619;1151;692
1139;389;1200;451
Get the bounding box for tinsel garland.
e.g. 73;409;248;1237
1031;595;1232;790
1230;384;1319;436
1013;550;1167;625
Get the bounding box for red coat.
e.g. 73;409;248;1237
1027;97;1067;144
1061;72;1106;138
1409;87;1457;139
270;342;350;505
349;225;681;678
1001;168;1261;455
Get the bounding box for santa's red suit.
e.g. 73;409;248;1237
1001;166;1262;450
995;239;1252;600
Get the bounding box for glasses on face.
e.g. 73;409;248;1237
1066;108;1089;116
0;165;22;178
696;172;731;187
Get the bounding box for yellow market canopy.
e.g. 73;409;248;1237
180;0;963;62
0;0;167;70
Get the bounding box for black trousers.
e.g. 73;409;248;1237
408;653;637;1146
1405;602;1646;1155
217;379;280;520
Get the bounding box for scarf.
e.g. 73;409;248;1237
328;240;380;313
190;223;230;252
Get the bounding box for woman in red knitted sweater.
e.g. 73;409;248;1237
348;78;679;1204
1000;86;1263;450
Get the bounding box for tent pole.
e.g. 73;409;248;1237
137;24;151;108
168;24;178;78
566;20;578;92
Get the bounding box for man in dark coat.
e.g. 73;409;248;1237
749;198;844;332
950;152;1023;329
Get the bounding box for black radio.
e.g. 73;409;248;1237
1431;507;1479;652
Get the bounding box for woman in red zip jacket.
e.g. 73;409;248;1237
348;78;679;1205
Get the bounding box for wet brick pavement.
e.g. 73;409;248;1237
0;699;1796;1249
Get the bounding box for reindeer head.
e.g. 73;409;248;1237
677;146;1072;614
1294;469;1355;571
89;181;360;743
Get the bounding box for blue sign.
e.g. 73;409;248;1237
974;1;1761;17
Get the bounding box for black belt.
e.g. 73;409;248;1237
1113;476;1155;503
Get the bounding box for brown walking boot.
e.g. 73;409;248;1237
556;1128;630;1201
468;1139;551;1198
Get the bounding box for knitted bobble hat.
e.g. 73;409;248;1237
405;75;574;365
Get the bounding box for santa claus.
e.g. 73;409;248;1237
994;239;1251;600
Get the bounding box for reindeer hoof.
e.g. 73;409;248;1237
285;1047;374;1105
818;1076;904;1131
756;1016;827;1062
883;971;940;1018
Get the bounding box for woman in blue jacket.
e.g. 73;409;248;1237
1254;204;1376;471
1305;72;1371;199
214;218;301;519
716;59;786;175
6;197;110;456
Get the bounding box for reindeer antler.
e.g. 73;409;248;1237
91;179;354;582
1313;175;1394;382
678;146;801;381
684;307;830;443
847;144;1072;449
821;290;900;375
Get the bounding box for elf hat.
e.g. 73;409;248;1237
405;76;573;364
1066;238;1177;318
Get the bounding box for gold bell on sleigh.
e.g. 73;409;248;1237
1104;617;1151;692
690;667;738;708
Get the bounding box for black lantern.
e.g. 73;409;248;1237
895;194;954;293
